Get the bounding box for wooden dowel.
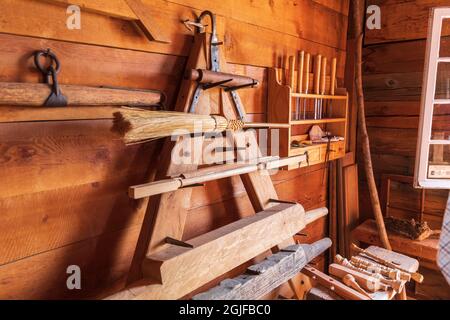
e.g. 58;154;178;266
187;69;259;88
304;53;311;94
129;155;308;199
297;51;305;94
320;57;327;95
243;122;290;129
314;54;322;95
288;56;296;89
330;57;337;95
0;82;162;106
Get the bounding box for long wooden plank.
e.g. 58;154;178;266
193;238;332;300
365;0;450;45
0;0;347;74
142;203;305;296
107;208;327;300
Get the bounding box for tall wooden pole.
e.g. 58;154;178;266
353;0;391;250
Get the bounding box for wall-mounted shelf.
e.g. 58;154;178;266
267;67;348;170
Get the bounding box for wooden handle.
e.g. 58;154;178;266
320;56;327;95
188;69;259;88
343;275;372;299
304;53;311;94
314;54;322;94
0;82;163;107
330;57;337;95
288;56;296;90
297;51;305;94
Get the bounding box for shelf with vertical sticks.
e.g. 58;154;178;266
268;52;348;169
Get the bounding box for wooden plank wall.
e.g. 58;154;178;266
0;0;349;299
362;0;450;299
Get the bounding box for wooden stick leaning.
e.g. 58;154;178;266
130;154;308;199
353;0;391;250
113;108;290;144
351;244;424;283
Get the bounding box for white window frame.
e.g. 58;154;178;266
415;7;450;189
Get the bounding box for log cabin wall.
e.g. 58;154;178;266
361;0;450;299
0;0;349;299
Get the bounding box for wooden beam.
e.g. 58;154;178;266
106;208;328;300
0;82;162;107
192;238;332;300
141;203;306;297
42;0;170;43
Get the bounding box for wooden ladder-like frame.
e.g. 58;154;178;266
106;31;324;300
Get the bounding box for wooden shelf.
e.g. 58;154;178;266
291;93;348;100
291;118;346;125
267;67;348;168
351;219;439;264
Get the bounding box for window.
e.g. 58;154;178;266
415;7;450;189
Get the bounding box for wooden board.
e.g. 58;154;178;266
351;219;438;263
193;238;332;300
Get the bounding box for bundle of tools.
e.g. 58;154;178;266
113;108;290;144
280;51;337;120
324;244;424;299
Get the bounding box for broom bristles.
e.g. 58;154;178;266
113;108;232;144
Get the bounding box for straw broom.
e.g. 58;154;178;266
113;108;288;145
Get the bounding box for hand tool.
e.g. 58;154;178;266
320;56;327;119
303;53;311;120
329;263;389;292
313;54;322;119
0;49;163;107
288;56;296;120
302;265;370;300
342;274;372;299
351;244;424;283
350;256;407;281
335;254;404;292
296;51;305;120
329;57;337;117
186;11;254;121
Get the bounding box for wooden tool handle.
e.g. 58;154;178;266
304;53;311;94
0;82;163;106
297;51;305;94
343;274;372;299
330;57;337;95
288;56;296;90
187;69;259;88
314;54;322;94
329;263;388;292
320;56;327;95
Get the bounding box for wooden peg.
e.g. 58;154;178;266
314;54;322;95
304;53;311;94
320;56;327;95
297;51;305;94
288;56;296;89
330;57;337;95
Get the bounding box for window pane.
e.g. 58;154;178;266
428;144;450;179
431;103;450;140
435;62;450;99
440;19;450;57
